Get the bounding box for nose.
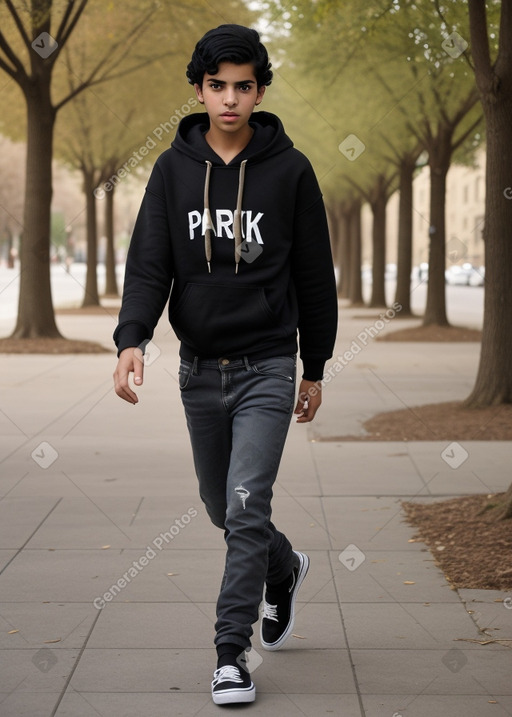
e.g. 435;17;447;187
223;87;237;107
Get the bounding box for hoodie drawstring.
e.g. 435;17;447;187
234;160;247;274
203;159;248;274
203;160;214;273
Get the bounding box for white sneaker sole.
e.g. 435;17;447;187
260;550;310;651
212;684;256;705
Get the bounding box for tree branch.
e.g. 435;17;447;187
4;0;31;48
467;0;492;78
495;0;512;79
452;113;483;153
0;29;26;78
54;5;159;111
54;50;172;112
57;0;89;48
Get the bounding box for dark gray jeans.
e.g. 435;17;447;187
178;355;297;649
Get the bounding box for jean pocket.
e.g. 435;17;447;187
178;360;193;390
250;355;296;382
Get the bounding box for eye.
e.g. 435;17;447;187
208;82;221;90
239;84;251;92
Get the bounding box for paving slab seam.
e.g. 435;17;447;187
50;607;102;717
0;498;62;576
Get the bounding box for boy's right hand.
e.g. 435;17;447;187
113;347;144;404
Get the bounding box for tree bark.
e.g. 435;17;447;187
465;0;512;405
104;186;118;296
81;168;100;307
348;198;364;306
369;178;388;308
423;128;452;326
394;157;415;316
12;87;62;338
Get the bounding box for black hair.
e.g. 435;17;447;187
186;24;273;88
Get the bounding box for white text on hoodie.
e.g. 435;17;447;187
188;210;264;243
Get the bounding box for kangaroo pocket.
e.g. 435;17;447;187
171;282;286;356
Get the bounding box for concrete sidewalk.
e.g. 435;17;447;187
1;302;511;717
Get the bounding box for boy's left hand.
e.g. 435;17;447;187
294;379;322;423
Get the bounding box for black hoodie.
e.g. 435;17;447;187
113;111;337;380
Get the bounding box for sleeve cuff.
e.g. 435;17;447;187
114;322;151;357
301;359;326;382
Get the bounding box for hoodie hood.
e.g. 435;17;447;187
171;111;294;166
171;111;294;272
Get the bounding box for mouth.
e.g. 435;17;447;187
221;112;239;118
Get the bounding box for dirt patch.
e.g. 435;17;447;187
0;338;110;354
379;325;482;342
402;495;512;590
321;401;512;442
362;401;512;441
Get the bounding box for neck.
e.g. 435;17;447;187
205;124;254;164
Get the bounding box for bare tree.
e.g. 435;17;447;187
0;0;162;338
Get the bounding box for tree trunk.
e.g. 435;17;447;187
104;187;118;296
348;199;364;306
11;88;62;338
369;179;387;308
465;96;512;405
423;129;451;326
394;158;415;316
334;204;350;298
81;169;100;307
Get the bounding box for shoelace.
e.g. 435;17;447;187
262;602;279;622
212;666;244;686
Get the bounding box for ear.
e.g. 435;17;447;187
194;82;204;104
255;85;266;106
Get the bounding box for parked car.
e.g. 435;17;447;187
445;263;474;285
469;266;485;286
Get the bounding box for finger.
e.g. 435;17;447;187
293;390;308;415
133;347;145;386
113;366;138;404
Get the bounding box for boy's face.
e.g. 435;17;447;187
194;62;265;137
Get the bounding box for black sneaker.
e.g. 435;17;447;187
260;550;309;651
211;664;255;705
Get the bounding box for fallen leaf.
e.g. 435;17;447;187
403;581;415;585
292;634;306;639
101;545;111;550
44;638;61;644
8;630;19;634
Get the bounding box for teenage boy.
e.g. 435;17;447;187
113;24;337;706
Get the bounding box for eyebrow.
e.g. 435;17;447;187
205;79;256;85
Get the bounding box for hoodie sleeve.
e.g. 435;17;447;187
113;163;174;355
291;161;338;381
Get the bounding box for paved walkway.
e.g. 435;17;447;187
1;300;511;717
